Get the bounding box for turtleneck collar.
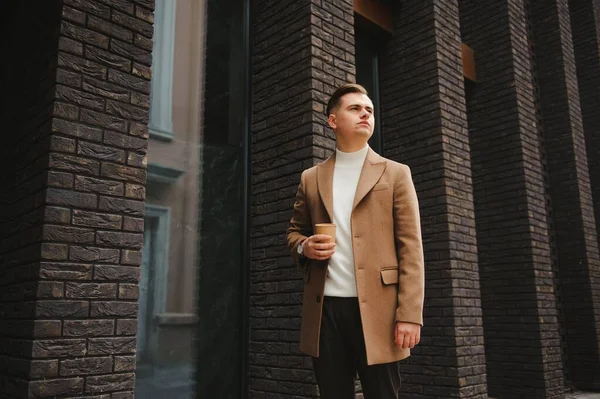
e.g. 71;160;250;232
335;144;369;168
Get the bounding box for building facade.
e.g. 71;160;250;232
0;0;599;398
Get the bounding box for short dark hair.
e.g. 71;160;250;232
326;83;368;116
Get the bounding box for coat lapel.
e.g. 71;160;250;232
317;154;335;222
352;148;387;211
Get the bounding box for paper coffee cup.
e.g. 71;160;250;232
315;223;336;243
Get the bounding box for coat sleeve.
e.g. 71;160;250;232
286;170;311;268
393;164;425;326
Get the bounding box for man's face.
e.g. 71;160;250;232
328;92;375;145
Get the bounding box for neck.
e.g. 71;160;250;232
336;140;369;153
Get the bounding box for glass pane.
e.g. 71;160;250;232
135;0;248;397
355;21;383;154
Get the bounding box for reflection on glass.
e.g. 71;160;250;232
135;0;203;397
135;0;248;397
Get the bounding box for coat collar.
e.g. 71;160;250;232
317;147;387;221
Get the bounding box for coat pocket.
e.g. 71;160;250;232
380;267;399;285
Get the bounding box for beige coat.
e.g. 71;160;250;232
286;148;425;365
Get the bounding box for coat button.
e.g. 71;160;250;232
316;295;321;303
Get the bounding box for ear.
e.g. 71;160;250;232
327;114;337;130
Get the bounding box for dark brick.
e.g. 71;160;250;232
90;301;137;317
42;225;95;244
112;10;153;37
97;0;135;14
124;183;145;200
69;246;120;263
66;283;117;299
101;162;146;184
130;91;150;108
129;121;149;138
112;392;135;399
49;153;100;176
120;250;143;265
54;101;80;120
52;118;103;142
122;217;143;232
104;130;147;151
57;68;83;87
82;76;130;102
62;5;86;24
108;67;151;92
94;265;140;282
126;152;146;167
32;339;87;357
29;378;84;397
72;210;122;230
58;52;107;80
116;319;137;336
114;355;136;371
30;360;59;378
85;373;135;393
50;136;77;153
47;171;75;189
63;320;115;337
59;36;84;55
64;0;111;18
75;176;125;196
46;188;97;209
134;33;153;51
118;284;138;300
37;281;64;299
39;262;93;281
40;243;69;260
131;62;151;80
33;321;63;338
88;15;134;42
98;196;145;216
85;46;133;72
61;18;111;48
81;109;128;132
36;301;89;318
60;357;113;376
96;231;143;249
87;337;136;355
56;84;105;110
78;141;127;163
44;206;71;224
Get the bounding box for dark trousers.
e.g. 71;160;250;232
312;296;402;399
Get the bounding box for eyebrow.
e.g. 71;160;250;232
347;104;374;110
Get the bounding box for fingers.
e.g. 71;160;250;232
310;234;334;243
312;249;336;260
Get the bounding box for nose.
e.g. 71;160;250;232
360;109;369;119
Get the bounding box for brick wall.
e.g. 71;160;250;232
378;1;487;398
528;0;600;391
460;0;565;397
0;0;154;397
250;0;355;396
569;0;600;384
570;0;600;257
0;2;63;397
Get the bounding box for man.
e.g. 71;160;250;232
286;84;425;398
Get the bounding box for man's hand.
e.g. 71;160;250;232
394;322;421;349
303;234;336;260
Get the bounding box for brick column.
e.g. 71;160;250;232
460;0;566;397
1;0;153;397
570;0;600;255
250;0;355;397
531;0;600;391
379;1;487;398
569;1;600;388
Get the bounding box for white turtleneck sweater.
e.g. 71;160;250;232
324;145;369;297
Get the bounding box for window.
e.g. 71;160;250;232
148;0;176;140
